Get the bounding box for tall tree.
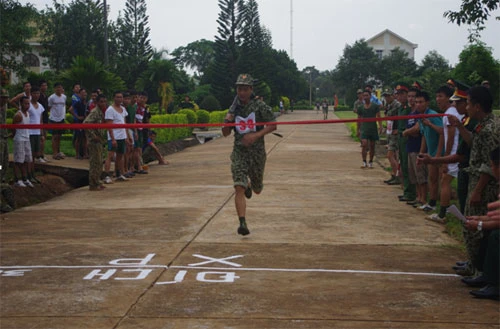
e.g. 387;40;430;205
332;39;379;103
205;0;246;107
444;0;500;42
0;0;39;77
418;50;452;100
40;0;108;71
116;0;153;88
239;0;265;75
376;48;418;86
171;39;215;80
453;43;500;104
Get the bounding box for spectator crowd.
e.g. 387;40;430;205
0;81;169;192
354;79;499;301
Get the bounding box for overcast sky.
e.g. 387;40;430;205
26;0;500;72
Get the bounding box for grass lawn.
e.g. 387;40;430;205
8;137;76;158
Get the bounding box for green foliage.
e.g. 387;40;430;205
280;96;290;109
334;105;351;112
196;110;210;124
40;0;108;71
444;0;500;42
0;0;39;76
177;109;197;125
209;110;228;124
6;108;16;119
377;48;418;86
171;39;215;80
115;0;153;88
199;95;221;111
254;81;272;103
149;113;191;143
453;44;500;105
58;56;126;97
189;84;212;104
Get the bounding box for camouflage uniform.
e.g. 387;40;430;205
84;109;106;189
463;113;499;272
230;97;275;193
385;99;401;152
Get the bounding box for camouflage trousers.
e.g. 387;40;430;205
0;139;8;181
1;183;15;213
88;142;103;189
231;145;266;193
463;174;499;272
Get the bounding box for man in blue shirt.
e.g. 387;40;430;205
416;90;443;212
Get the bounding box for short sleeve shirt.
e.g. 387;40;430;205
418;109;443;157
105;105;128;140
48;93;67;122
357;103;380;135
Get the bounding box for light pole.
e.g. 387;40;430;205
308;70;312;107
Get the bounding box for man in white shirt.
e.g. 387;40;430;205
28;86;45;184
104;91;133;183
48;83;67;160
427;85;463;222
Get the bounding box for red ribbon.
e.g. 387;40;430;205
0;113;445;130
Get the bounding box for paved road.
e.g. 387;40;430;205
1;111;498;328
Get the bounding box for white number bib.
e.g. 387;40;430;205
235;113;256;135
386;120;393;135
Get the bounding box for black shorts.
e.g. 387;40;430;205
49;119;66;135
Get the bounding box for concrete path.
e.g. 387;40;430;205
1;111;498;328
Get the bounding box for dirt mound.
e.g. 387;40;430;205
11;174;74;209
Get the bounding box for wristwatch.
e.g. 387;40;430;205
477;221;483;232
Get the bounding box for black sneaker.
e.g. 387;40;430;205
237;219;250;236
245;186;252;199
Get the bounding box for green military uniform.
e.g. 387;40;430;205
84;108;106;189
357;103;380;141
397;102;416;200
0;92;9;182
230;97;275;193
463;113;499;273
456;115;478;213
385;99;401;152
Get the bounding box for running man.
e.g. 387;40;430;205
222;74;277;236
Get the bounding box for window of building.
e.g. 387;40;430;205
375;50;383;59
22;53;40;67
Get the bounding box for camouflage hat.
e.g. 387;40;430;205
0;89;9;98
382;89;393;96
356;89;363;94
235;74;254;86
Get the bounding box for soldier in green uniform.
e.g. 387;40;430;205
83;94;107;191
222;74;277;236
395;84;417;202
383;89;401;184
0;89;15;212
357;90;383;169
461;86;499;277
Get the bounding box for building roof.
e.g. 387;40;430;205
366;29;418;49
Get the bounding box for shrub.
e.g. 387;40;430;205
177;109;197;125
280;96;290;110
335;105;351;112
209;110;228;124
199;95;221;111
150;113;191;143
6;108;16;119
196;110;210;125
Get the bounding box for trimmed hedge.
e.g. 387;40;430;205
177;109;197;125
209;110;228;124
149;113;191;143
196;110;210;124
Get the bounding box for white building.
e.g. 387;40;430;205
366;29;418;60
7;38;51;85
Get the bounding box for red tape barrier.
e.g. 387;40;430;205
0;113;445;130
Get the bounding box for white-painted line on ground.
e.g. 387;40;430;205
0;265;459;278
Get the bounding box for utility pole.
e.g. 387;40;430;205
103;0;109;66
290;0;293;59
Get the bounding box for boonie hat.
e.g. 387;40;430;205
382;89;393;96
235;74;254;86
